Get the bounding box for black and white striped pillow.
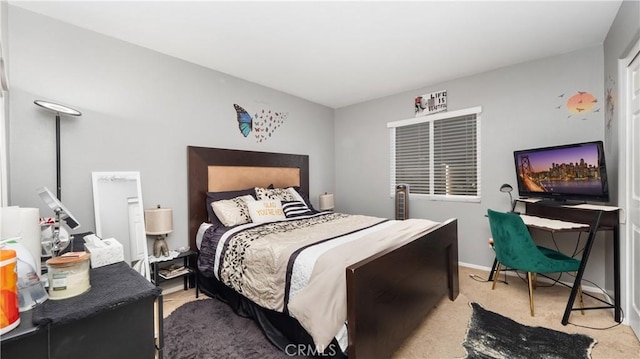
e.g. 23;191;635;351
282;201;313;218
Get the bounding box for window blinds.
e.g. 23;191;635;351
389;107;481;201
433;114;477;196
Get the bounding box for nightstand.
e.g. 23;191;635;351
150;250;199;298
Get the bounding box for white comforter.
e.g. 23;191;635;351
202;212;439;350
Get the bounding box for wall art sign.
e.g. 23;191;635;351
415;90;447;117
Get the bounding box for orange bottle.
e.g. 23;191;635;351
0;249;20;334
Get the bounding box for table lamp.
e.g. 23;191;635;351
144;205;172;257
499;183;515;212
319;193;335;211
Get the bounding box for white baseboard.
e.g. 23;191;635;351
459;261;491;271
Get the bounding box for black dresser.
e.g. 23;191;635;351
1;261;162;359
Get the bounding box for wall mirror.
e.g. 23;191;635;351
91;171;149;280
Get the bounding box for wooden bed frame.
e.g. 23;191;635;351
187;146;459;359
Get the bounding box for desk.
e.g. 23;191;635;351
512;200;621;325
519;214;590;232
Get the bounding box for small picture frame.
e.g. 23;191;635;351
415;90;447;117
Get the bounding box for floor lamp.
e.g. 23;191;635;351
34;100;82;200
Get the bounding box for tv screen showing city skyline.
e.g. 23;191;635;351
514;142;607;198
516;143;600;174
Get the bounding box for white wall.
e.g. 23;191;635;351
6;6;335;251
335;46;608;285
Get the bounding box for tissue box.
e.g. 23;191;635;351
84;238;124;268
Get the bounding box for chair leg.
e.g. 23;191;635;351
492;262;502;290
527;272;535;316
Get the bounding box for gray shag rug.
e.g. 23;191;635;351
463;302;597;359
163;298;298;359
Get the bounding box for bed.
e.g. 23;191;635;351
187;146;459;359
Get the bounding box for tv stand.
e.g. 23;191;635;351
515;199;621;324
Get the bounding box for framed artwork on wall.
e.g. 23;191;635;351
415;90;447;117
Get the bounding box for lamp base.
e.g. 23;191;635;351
153;237;169;257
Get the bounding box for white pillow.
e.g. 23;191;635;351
255;187;297;202
211;195;255;227
247;200;286;223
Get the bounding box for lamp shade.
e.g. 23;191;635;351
34;100;81;116
145;206;173;235
319;193;335;211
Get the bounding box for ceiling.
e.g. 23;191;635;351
10;1;622;109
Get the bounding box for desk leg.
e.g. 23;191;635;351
488;257;498;281
562;211;602;325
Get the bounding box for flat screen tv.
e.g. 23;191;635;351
513;141;609;203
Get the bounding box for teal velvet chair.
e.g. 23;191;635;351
487;209;584;316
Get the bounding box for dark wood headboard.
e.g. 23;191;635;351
187;146;310;250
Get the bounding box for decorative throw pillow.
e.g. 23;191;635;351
282;201;313;218
211;195;255;227
290;186;316;211
255;187;297;202
247;200;286;223
206;188;256;224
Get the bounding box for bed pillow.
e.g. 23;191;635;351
255;187;298;202
211;195;255;227
290;187;316;211
246;200;286;223
259;186;317;212
282;201;314;218
206;188;256;224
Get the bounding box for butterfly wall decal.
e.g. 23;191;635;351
234;104;253;137
234;103;288;143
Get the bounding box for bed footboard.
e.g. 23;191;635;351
346;218;458;359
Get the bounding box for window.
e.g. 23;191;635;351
388;106;481;202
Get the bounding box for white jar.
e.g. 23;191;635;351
46;252;91;300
